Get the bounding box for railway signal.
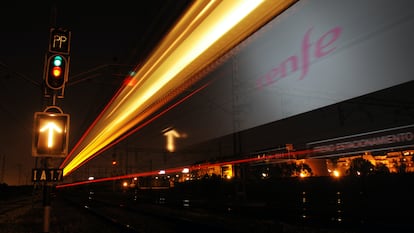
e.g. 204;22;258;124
44;27;71;98
45;54;68;90
32;111;70;157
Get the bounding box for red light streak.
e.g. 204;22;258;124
123;76;137;87
56;148;312;189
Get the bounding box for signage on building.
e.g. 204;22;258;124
307;124;414;158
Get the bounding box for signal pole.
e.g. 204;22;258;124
33;25;71;233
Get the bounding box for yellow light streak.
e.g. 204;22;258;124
63;0;295;176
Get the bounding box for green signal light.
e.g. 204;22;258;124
52;55;63;66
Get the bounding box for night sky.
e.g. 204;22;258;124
0;1;192;185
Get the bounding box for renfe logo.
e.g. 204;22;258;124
256;26;342;89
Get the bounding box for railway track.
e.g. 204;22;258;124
60;192;266;233
56;187;370;233
0;185;367;233
2;189;262;233
0;196;39;222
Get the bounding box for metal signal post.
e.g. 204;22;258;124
36;26;71;233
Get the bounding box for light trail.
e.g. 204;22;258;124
61;0;296;176
61;79;212;172
56;148;311;189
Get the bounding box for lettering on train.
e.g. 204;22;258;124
313;131;414;154
256;26;342;89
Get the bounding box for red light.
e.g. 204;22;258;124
123;76;137;87
52;66;62;78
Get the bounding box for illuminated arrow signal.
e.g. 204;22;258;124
32;112;70;157
40;122;62;148
163;128;181;152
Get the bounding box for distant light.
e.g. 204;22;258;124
159;170;166;175
88;176;94;180
182;168;189;173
